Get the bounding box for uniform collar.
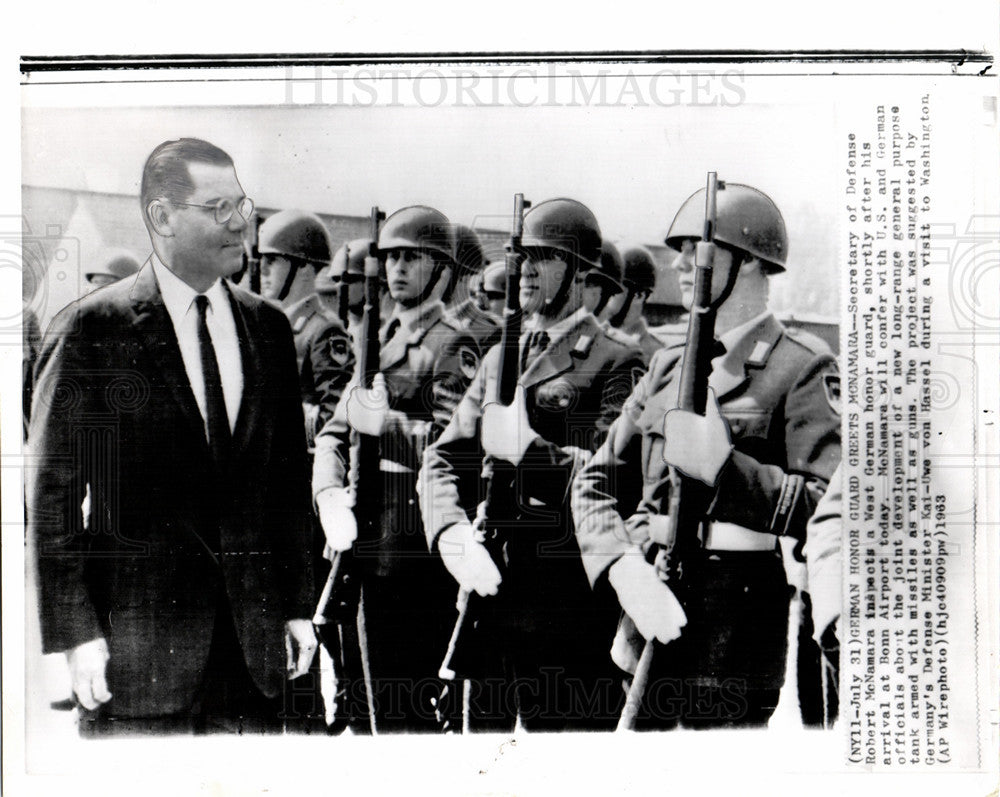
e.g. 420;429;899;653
710;311;782;399
389;299;444;334
524;306;592;349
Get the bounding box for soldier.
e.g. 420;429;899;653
257;210;355;444
312;206;480;733
599;243;667;364
84;250;141;292
478;260;507;321
445;224;502;356
571;184;841;729
316;238;369;345
582;239;625;319
418;198;645;732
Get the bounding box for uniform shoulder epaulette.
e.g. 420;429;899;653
603;325;636;348
783;325;833;356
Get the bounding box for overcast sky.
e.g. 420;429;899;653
22;76;841;316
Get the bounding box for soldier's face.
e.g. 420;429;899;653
520;254;569;314
385;248;437;303
671;239;736;310
167;162;248;282
260;254;293;300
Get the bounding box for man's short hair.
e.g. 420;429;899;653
140;138;234;219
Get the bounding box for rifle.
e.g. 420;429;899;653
238;213;263;293
618;173;736;731
433;194;530;731
312;206;385;734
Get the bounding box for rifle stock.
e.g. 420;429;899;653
618;173;725;731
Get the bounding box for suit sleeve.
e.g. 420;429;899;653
263;309;316;620
571;357;655;588
27;305;104;653
709;352;842;539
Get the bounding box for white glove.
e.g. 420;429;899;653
437;522;502;597
316;487;358;553
66;637;112;710
607;555;687;644
481;385;539;466
662;388;733;485
345;373;390;437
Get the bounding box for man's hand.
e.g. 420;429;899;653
437;523;502;597
66;637;112;710
481;385;539;466
285;619;318;680
316;487;357;553
607;555;687;644
662;388;733;485
345;373;391;437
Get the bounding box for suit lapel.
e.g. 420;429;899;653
226;284;264;454
128;261;211;451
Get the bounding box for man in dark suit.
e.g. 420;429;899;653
27;138;317;735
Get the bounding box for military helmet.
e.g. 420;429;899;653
86;250;142;282
258;209;332;266
481;260;506;297
316;238;371;294
620;244;658;294
378;206;455;262
520;198;602;270
453;224;486;274
664;183;788;272
590;240;624;287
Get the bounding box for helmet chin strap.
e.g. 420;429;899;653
337;280;350;327
276;258;305;304
398;261;450;309
609;287;637;328
538;258;580;320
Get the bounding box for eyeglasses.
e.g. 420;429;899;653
169;196;255;225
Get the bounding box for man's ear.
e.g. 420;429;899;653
739;256;764;277
145;200;174;237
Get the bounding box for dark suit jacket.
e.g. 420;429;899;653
27;262;314;718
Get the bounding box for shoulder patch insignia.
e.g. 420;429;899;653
326;334;351;367
823;373;841;414
571;334;594;359
458;345;479;380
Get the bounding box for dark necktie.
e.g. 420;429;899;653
194;295;232;465
521;330;550;372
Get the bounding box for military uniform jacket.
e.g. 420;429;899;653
604;318;664;367
448;298;502;357
287;294;356;444
313;300;479;497
572;312;841;589
418;312;645;631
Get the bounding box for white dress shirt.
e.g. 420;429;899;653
152;256;243;435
